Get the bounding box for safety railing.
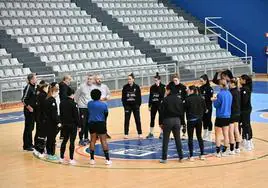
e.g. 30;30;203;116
0;74;56;103
183;56;252;79
205;17;248;58
75;63;177;90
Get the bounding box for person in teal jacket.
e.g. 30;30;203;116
212;79;232;157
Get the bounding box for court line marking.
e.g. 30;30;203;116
33;137;268;170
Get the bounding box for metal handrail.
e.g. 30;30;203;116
205;17;248;57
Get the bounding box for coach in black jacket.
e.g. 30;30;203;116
160;82;184;163
21;73;37;151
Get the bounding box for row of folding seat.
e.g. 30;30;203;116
2;0;70;2
7;25;109;36
52;58;155;72
17;33;120;44
173;52;233;62
29;41;131;54
96;2;165;9
185;61;244;70
0;68;31;78
128;23;195;31
0;58;21;67
117;15;184;23
93;0;156;2
140;30;200;38
40;50;144;63
0;49;10;59
1;10;87;18
150;37;211;46
106;9;174;16
161;44;221;54
0;2;78;9
0;18;98;28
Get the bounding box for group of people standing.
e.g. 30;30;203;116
21;69;253;164
22;74;112;165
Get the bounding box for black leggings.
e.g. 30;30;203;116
60;125;77;160
150;104;162;127
46;125;58;156
240;110;253;140
202;109;213;131
124;105;142;135
187;119;204;157
79;108;89;140
34;120;46;154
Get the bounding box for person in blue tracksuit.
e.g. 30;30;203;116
212;79;233;157
88;89;112;165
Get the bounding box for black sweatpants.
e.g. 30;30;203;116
150;104;162;127
240;110;253;140
23;110;35;149
180;113;186;134
60;125;77;160
162;117;183;160
187;119;204;157
34;119;46;154
46;125;58;156
79;108;89;140
124;105;142;135
202;109;213;131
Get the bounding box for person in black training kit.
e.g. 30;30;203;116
88;89;112;165
212;69;233;85
21;73;37;151
184;86;206;161
33;80;49;158
170;73;187;139
147;72;166;139
59;88;81;165
240;74;253;151
160;82;184;163
59;75;72;139
122;73;143;139
199;74;214;141
44;84;61;161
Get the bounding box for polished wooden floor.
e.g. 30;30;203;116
1;103;268;188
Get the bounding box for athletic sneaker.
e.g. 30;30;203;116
181;134;187;140
244;140;252;151
215;152;221;158
124;135;129;139
69;159;77;165
39;153;46;159
146;133;154;139
235;148;241;154
159;133;163;139
138;134;143;139
105;160;112;165
229;150;236;155
221;151;229;157
33;149;40;157
47;155;58;161
159;159;167;164
249;139;254;150
59;158;65;163
89;159;96;165
200;155;205;160
188;157;194;162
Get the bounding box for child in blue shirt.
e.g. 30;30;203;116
87;89;111;165
212;79;232;157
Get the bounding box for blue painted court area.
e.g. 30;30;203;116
1;81;268;124
86;138;215;159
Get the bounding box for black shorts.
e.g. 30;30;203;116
230;115;240;123
215;118;230;127
88;121;107;134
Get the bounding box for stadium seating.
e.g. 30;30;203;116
92;0;245;67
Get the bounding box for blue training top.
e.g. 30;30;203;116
87;100;108;122
213;88;233;118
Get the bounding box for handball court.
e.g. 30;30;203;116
1;77;268;188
